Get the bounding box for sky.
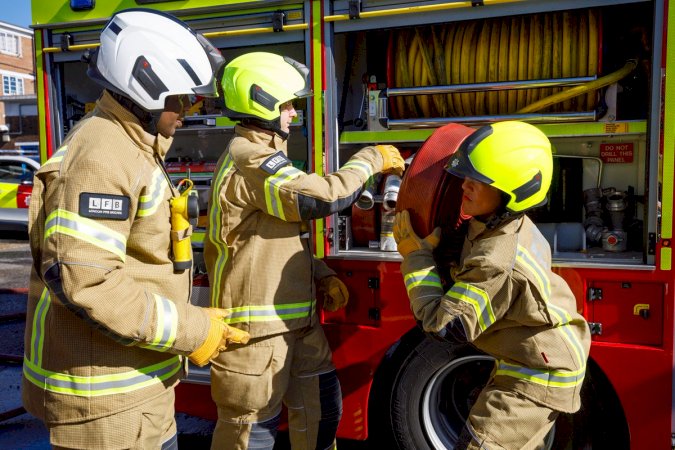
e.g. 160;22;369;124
0;0;32;29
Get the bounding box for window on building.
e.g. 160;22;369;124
2;76;24;95
0;32;20;56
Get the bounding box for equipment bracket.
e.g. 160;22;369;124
349;0;361;19
472;0;484;6
272;11;286;32
587;287;603;302
60;33;73;52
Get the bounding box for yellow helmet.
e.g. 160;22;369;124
444;121;553;213
220;52;311;122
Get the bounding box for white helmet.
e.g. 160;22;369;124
87;8;224;112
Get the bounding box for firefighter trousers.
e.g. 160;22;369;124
209;321;342;450
49;388;178;450
456;384;558;450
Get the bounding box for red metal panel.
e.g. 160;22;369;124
591;343;672;450
589;280;664;346
323;259;416;440
323;266;379;327
558;266;674;450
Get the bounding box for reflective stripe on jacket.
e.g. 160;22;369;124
204;124;382;338
22;91;213;424
401;215;591;413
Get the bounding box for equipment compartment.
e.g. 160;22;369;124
327;1;657;267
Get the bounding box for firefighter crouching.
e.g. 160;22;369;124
203;52;405;450
22;9;249;449
394;121;591;449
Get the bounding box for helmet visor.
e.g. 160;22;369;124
283;56;312;98
192;34;226;98
445;149;493;185
444;127;495;185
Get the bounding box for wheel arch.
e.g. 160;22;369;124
366;327;630;450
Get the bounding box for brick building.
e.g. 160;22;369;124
0;20;37;153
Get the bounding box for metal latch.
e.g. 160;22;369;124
588;322;603;335
648;232;656;255
587;287;603;301
349;0;361;19
368;277;379;289
272;11;286;32
60;33;73;52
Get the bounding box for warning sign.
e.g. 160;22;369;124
600;143;634;163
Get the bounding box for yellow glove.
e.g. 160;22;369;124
188;308;251;367
375;145;405;177
318;276;349;312
393;210;442;257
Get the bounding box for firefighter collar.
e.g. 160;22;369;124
236;124;288;153
466;215;523;241
99;91;157;157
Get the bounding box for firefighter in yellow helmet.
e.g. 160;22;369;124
22;9;248;449
204;51;404;449
393;121;591;449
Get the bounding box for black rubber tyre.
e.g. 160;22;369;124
369;331;629;450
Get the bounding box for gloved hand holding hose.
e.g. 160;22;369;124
375;145;405;177
393;210;442;257
188;308;251;367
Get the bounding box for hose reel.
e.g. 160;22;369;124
396;123;475;274
379;8;638;127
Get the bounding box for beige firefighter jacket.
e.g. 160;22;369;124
204;124;383;339
401;215;591;413
22;91;213;424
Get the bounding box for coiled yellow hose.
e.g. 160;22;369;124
389;9;603;118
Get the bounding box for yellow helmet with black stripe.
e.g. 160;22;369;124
445;121;553;213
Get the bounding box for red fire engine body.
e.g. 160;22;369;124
32;0;675;448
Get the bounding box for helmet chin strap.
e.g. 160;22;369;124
109;91;160;135
481;192;521;229
242;118;289;141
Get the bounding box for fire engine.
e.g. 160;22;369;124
31;0;673;448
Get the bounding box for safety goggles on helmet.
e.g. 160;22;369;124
87;8;225;112
445;121;553;213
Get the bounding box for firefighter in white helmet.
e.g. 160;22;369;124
22;9;248;449
204;51;404;449
394;121;591;449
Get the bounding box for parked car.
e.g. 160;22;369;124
0;155;40;232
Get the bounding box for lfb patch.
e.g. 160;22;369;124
79;192;130;220
261;151;291;174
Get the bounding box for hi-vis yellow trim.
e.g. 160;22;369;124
137;167;169;217
660;0;675;268
44;145;67;165
24;287;181;397
44;209;127;261
141;294;178;352
208;154;234;307
516;242;586;368
341;160;374;181
28;288;50;367
222;300;316;324
311;0;324;259
496;360;585;388
264;165;304;220
403;269;442;294
447;281;495;332
23;355;181;397
661;247;672;271
0;183;18;208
